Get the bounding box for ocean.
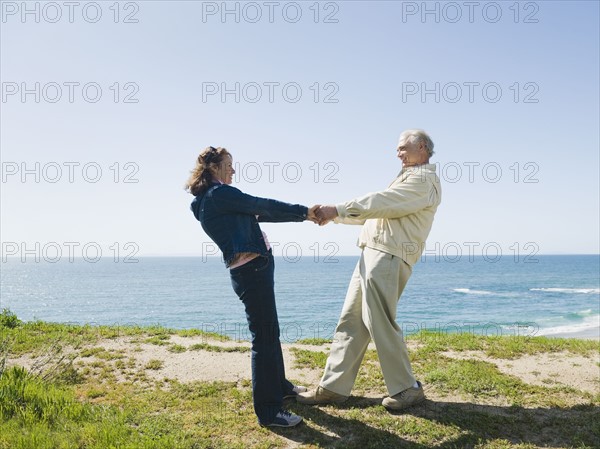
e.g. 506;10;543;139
1;255;599;342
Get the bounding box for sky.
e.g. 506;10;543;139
1;0;599;261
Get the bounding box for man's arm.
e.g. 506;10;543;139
334;216;367;225
336;173;435;220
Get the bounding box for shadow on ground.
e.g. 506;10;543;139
269;396;599;448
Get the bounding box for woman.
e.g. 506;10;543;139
186;146;315;428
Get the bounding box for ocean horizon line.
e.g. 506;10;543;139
3;253;600;260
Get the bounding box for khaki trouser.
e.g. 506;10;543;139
320;246;415;397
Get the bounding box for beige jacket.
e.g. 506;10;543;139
334;164;442;266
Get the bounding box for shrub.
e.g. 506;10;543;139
0;309;21;329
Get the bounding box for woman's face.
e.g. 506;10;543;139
214;154;235;184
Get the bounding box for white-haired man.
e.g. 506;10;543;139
300;129;442;410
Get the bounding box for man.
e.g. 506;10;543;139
299;129;442;410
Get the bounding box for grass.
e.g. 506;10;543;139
188;343;251;353
0;365;190;449
144;335;171;346
295;338;332;346
168;344;188;353
1;311;599;449
0;312;225;356
144;359;164;370
410;330;600;358
422;357;578;407
290;347;329;370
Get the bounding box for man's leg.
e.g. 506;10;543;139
361;247;416;396
319;254;372;396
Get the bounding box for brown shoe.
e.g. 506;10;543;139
382;381;425;411
297;386;349;405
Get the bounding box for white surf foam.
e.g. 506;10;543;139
453;288;494;295
537;314;600;337
530;288;600;294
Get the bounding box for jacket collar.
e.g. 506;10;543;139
397;163;437;177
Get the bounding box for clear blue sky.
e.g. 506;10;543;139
1;1;599;260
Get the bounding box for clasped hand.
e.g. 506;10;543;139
307;205;338;226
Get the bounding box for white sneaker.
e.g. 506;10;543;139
264;410;303;427
382;381;426;411
283;385;308;399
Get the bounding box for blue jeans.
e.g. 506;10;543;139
229;252;294;424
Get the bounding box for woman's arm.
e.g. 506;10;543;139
212;185;308;222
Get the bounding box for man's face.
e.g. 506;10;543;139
397;136;428;167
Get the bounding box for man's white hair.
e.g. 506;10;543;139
399;129;435;158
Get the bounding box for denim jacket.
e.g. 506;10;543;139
191;183;308;267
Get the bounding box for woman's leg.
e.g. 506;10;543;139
230;254;284;424
270;258;294;396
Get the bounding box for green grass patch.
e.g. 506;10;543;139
79;346;125;361
295;338;331;345
420;356;594;408
409;330;600;359
144;335;171;346
0;366;190;449
425;357;533;402
290;348;328;370
168;344;188;353
175;328;231;341
79;346;105;358
353;350;386;393
86;388;106;399
145;360;164;371
0;315;232;357
188;343;250;353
